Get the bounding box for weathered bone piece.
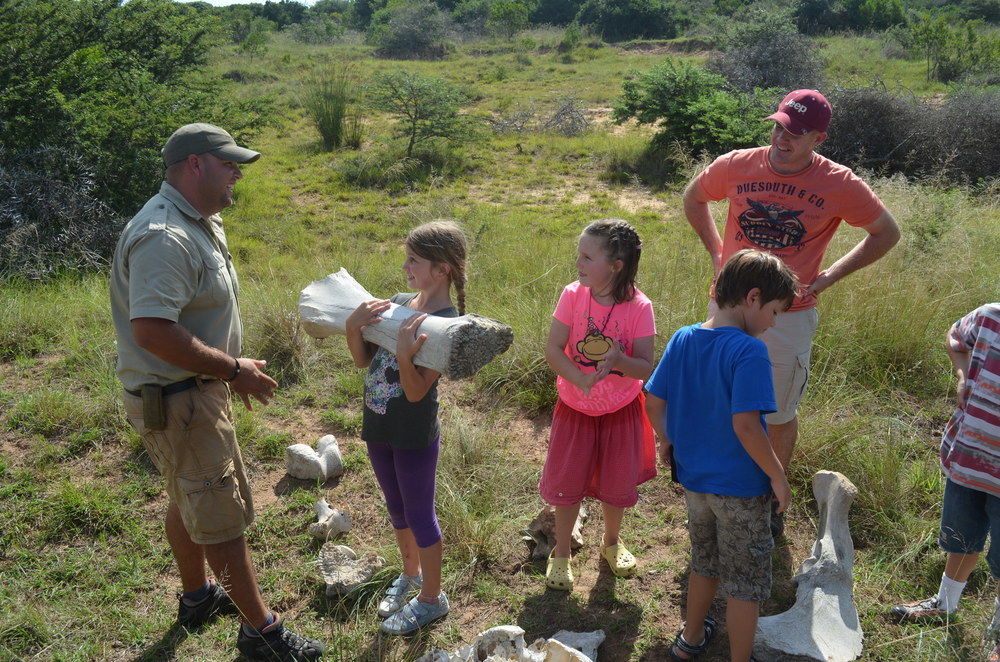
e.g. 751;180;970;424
286;434;343;480
308;499;351;540
753;471;863;662
298;268;514;379
549;631;604;661
415;625;603;662
522;504;588;560
318;543;385;596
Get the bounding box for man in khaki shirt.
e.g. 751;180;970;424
110;124;324;661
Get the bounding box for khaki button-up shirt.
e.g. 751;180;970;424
110;182;242;391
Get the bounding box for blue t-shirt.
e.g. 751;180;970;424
645;324;776;497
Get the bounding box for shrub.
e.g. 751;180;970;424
286;15;347;43
532;0;584;24
613;59;771;157
0;147;125;279
542;96;592;136
303;69;356;150
708;11;825;93
575;0;688;41
821;84;1000;185
908;14;1000;83
339;142;473;190
367;1;454;59
369;71;480;157
487;0;532;37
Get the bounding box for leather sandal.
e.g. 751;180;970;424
600;543;637;577
545;552;574;590
667;616;717;661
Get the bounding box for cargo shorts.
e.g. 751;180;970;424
685;489;773;603
124;379;254;545
760;308;819;425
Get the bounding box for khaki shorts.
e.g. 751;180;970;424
124;380;254;545
685;490;773;603
760;307;819;425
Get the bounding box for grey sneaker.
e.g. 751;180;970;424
177;581;235;628
380;592;450;635
378;573;423;618
890;596;952;623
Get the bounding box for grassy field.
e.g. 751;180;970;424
1;31;999;661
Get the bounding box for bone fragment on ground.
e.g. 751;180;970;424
753;470;863;662
285;434;343;480
318;543;385;596
549;630;604;661
308;498;351;540
522;504;588;560
415;625;603;662
298;268;514;379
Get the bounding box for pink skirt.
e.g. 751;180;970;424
539;393;657;508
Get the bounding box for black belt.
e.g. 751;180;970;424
126;377;213;398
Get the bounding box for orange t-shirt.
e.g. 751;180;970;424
697;147;885;311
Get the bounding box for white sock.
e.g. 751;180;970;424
936;573;966;612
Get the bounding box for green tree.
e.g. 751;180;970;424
575;0;687;42
613;59;770;155
487;0;532;38
367;1;453;58
370;71;478;157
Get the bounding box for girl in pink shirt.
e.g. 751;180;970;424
540;219;657;590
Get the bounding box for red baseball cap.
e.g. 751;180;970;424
765;89;831;135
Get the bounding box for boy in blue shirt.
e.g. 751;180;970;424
645;249;798;662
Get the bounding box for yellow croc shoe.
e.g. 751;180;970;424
545;552;574;590
600;543;637;577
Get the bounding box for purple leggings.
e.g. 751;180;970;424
366;438;442;548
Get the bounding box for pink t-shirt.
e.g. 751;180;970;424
698;146;885;311
553;281;656;415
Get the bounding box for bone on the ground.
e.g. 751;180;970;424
753;470;863;662
298;268;514;380
285;434;343;480
308;499;351;540
415;625;603;662
318;543;385;596
522;504;588;560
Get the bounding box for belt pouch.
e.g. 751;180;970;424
141;384;166;431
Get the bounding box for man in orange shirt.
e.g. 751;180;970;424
682;89;901;535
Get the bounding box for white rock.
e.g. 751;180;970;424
318;543;385;595
522;504;588;560
308;499;351;540
550;630;604;661
540;639;591;662
286;434;343;480
754;471;863;662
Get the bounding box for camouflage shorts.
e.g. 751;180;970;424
684;490;773;603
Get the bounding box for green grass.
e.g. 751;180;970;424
0;29;997;661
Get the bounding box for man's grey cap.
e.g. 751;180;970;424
161;123;261;167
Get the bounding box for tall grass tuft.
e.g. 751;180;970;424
303;69;354;151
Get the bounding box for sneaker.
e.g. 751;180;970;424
380;592;450;636
890;596;953;623
378;573;422;618
236;614;326;661
177;581;235;629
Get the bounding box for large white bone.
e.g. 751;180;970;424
753;471;863;662
285;434;343;480
415;625;603;661
318;543;385;595
522;505;588;560
308;499;351;540
298;268;514;379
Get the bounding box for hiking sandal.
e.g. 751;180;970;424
545;552;574;590
667;616;717;661
600;543;637;577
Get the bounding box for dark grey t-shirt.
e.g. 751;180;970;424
361;293;458;449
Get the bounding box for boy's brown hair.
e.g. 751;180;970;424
714;249;799;310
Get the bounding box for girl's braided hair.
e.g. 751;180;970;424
405;220;468;314
583;218;642;303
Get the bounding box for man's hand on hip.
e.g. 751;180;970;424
230;358;277;409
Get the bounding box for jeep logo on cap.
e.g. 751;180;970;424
785;100;808;114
